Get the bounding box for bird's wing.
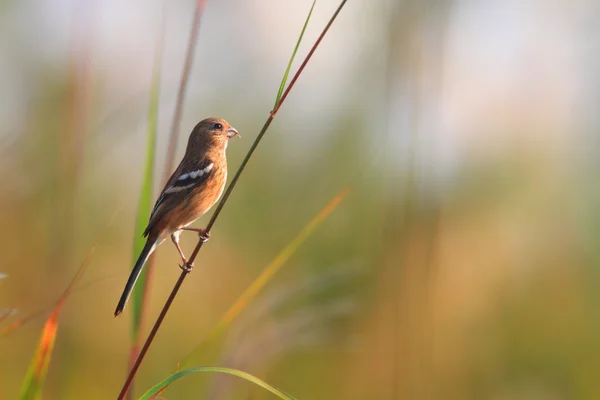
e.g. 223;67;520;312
143;159;215;237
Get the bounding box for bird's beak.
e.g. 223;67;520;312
227;126;240;138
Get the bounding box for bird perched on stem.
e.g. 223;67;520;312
114;117;239;317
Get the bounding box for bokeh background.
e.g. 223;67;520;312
2;0;600;398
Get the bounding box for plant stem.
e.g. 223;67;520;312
117;269;189;400
163;0;207;173
116;1;348;398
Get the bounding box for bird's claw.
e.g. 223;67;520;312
180;261;194;273
198;229;210;243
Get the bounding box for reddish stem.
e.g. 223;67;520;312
116;1;348;398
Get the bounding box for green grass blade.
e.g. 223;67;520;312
130;42;161;337
273;0;316;110
139;366;297;400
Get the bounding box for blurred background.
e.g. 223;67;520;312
1;0;600;398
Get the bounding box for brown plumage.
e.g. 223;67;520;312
115;117;239;316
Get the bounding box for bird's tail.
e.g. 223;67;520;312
114;238;157;317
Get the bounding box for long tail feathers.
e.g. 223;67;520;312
114;239;157;317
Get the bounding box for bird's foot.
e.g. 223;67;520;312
198;229;210;243
179;260;194;273
181;227;210;243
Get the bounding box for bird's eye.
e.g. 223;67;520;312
213;123;223;130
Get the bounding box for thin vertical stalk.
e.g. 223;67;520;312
125;8;166;400
163;0;207;175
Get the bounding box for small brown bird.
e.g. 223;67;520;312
114;117;239;317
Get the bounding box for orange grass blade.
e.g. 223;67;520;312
17;211;118;399
181;187;351;367
220;187;350;327
19;307;60;400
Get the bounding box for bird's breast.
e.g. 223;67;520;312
168;164;227;232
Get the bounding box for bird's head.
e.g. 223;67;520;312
188;117;240;151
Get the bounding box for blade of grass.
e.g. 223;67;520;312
130;23;162;337
181;186;351;367
19;211;118;399
139;367;297;400
126;15;165;400
273;0;347;116
273;0;316;110
19;308;60;400
220;187;349;327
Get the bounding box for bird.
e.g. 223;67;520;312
114;117;239;317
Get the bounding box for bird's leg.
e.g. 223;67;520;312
180;227;210;243
171;232;193;272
